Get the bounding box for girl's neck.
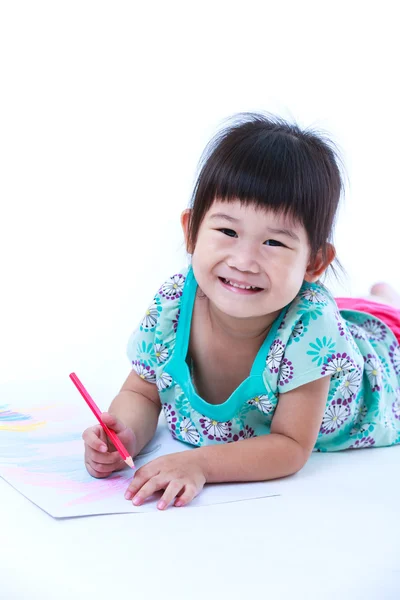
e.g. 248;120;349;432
203;294;281;343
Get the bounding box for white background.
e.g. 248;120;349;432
1;1;399;396
1;3;400;598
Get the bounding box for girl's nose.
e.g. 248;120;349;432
226;242;259;273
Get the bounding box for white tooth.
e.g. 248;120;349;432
226;279;256;290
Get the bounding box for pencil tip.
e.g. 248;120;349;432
125;456;135;469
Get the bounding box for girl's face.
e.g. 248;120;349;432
183;200;315;322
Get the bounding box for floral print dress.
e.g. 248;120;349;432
127;266;400;451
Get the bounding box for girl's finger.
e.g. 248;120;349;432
97;427;109;446
85;462;113;479
174;484;198;507
87;460;116;475
124;464;159;499
130;475;166;506
157;480;185;510
86;448;121;465
100;413;126;434
124;472;148;499
82;427;108;453
91;455;125;471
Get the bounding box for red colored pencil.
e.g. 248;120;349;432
69;372;134;469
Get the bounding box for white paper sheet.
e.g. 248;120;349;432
3;395;400;519
0;401;281;518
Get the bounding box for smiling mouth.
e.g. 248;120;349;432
219;277;263;292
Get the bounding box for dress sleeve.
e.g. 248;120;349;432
274;284;359;394
126;271;186;385
126;294;163;385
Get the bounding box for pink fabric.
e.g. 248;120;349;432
336;297;400;343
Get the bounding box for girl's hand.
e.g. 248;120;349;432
82;412;136;478
124;451;206;510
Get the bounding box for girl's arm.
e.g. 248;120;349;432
125;375;331;509
196;375;331;483
83;371;161;478
110;370;161;455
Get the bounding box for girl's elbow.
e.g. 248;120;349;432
293;444;312;474
286;442;310;476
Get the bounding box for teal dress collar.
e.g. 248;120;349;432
166;266;286;421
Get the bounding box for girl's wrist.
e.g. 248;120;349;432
192;447;211;482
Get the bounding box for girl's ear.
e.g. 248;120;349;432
180;209;193;254
304;243;336;283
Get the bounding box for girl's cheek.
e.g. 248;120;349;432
265;256;291;273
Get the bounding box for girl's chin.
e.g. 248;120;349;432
211;299;268;320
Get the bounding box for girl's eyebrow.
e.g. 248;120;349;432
209;212;300;242
209;212;239;223
265;226;300;242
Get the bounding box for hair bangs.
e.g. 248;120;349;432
188;112;343;268
199;135;315;227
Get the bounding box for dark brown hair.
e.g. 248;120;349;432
187;113;344;270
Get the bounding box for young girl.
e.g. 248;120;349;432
83;113;400;510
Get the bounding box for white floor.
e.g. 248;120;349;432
2;395;400;599
1;464;399;600
2;5;400;596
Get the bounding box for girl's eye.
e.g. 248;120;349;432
264;239;284;247
218;230;285;246
219;228;237;238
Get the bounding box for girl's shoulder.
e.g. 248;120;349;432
279;280;340;336
154;267;192;341
126;267;191;382
154;267;189;313
129;266;191;344
265;280;361;394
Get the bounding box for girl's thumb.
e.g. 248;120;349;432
101;412;125;433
